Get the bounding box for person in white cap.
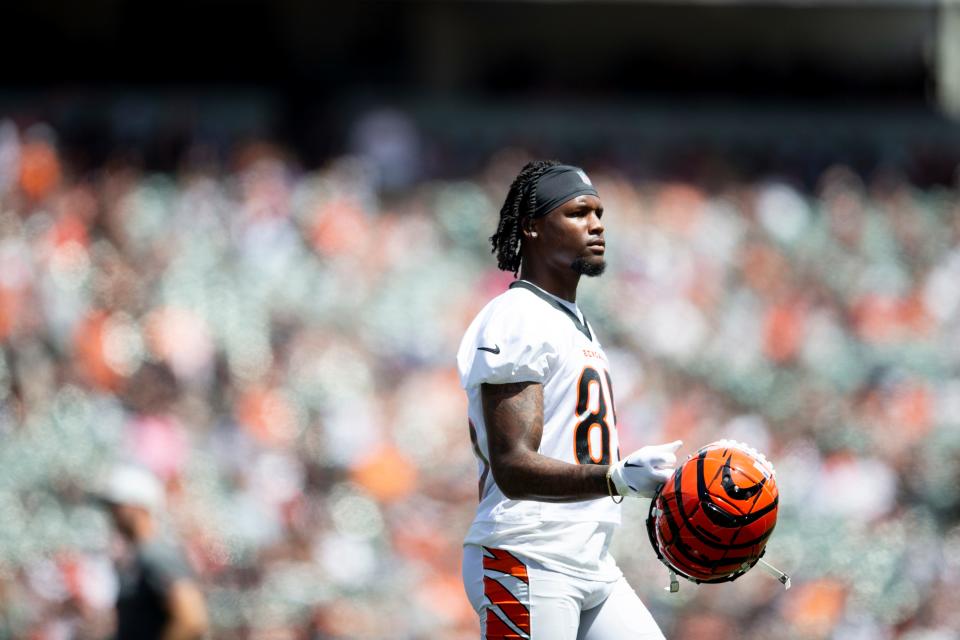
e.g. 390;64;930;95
98;465;208;640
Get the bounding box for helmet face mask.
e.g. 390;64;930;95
645;440;779;586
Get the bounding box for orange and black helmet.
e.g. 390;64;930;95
646;440;781;587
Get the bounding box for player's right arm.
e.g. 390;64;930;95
482;380;610;502
482;381;682;502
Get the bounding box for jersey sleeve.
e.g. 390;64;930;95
457;299;559;389
140;541;193;595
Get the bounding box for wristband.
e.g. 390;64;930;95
605;469;624;504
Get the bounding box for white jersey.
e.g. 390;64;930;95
457;280;623;582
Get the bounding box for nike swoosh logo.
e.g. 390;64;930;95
720;454;765;500
477;345;500;354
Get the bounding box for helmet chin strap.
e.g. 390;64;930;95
757;558;792;589
661;559;791;593
665;570;679;593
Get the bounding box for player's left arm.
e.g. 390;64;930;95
161;579;208;640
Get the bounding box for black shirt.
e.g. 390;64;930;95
115;538;192;640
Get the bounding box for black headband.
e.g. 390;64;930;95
532;165;599;218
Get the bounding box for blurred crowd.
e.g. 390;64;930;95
0;117;959;640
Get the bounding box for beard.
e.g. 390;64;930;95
571;257;606;277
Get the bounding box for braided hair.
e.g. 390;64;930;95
490;159;560;276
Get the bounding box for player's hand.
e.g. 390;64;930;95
607;440;682;498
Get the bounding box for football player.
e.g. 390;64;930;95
457;160;681;639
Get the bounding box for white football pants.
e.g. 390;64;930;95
462;544;665;640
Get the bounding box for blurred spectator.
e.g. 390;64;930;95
96;465;208;640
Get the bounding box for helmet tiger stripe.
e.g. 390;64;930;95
646;440;779;584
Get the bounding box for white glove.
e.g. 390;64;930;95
607;440;682;498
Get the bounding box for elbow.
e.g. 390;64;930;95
490;456;530;500
173;613;208;640
499;482;525;501
186;602;209;637
177;614;208;640
192;615;209;637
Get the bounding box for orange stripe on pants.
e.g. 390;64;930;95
482;547;530;638
482;547;529;583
